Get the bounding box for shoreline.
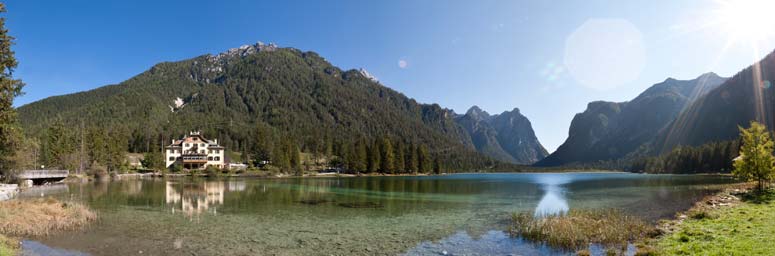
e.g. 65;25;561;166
637;182;753;253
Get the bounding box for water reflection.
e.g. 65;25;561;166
17;183;69;199
534;186;569;217
165;181;225;219
532;174;571;217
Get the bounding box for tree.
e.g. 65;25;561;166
407;143;419;173
0;4;24;181
367;140;380;173
417;144;430;173
289;142;301;175
142;148;164;170
44;119;74;169
394;140;405;173
733;121;775;191
379;137;395;173
433;157;442;174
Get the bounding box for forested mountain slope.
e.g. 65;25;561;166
18;42;544;171
654;49;775;153
536;72;726;166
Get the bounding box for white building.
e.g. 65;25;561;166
165;131;226;169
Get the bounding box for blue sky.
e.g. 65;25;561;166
7;0;775;152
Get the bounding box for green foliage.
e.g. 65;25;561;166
379;137;394;173
170;163;183;173
205;165;220;177
733;121;775;190
142;149;164;171
417;144;430;173
0;4;24;180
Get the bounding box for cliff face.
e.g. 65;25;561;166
456;106;548;164
536;72;726;166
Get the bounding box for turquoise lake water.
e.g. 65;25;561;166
19;173;736;256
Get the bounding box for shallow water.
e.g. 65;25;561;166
21;172;735;255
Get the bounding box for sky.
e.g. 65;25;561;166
7;0;775;152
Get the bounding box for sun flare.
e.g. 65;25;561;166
715;0;775;43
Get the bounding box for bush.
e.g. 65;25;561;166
205;165;220;177
170;164;183;173
88;161;108;179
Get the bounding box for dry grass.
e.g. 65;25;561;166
0;197;97;237
510;209;653;252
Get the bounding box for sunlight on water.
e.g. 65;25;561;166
534;186;569;217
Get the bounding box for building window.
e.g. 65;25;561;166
208;157;213;161
169;157;175;161
185;143;190;147
215;150;220;153
215;157;220;161
200;150;205;154
201;143;206;147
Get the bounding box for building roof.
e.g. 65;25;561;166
165;131;223;149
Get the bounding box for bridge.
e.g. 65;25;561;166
18;170;69;185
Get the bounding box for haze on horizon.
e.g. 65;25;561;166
7;0;775;152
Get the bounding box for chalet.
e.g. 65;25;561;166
165;131;226;169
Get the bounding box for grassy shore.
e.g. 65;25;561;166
655;186;774;255
0;234;16;256
0;197;96;255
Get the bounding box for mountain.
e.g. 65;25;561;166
653;49;775;153
535;72;727;166
17;42;545;171
455;106;548;164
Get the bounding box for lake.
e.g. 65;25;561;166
20;173;735;256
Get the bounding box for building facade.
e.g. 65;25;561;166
165;131;226;169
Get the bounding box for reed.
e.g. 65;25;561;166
0;197;97;237
510;209;653;252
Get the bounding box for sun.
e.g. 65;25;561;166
715;0;775;43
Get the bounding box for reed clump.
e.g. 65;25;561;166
0;197;97;237
510;209;653;252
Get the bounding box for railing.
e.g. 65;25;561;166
18;170;69;179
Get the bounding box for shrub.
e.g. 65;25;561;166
205;165;220;177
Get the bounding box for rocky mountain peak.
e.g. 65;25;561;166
358;68;379;82
209;41;278;63
465;105;490;120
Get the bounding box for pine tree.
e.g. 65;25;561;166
379;137;394;173
290;142;301;175
408;143;419;173
0;4;24;179
44;119;73;169
417;144;430;173
367;140;380;173
353;139;367;172
395;140;405;174
433;157;442;174
733;121;775;191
